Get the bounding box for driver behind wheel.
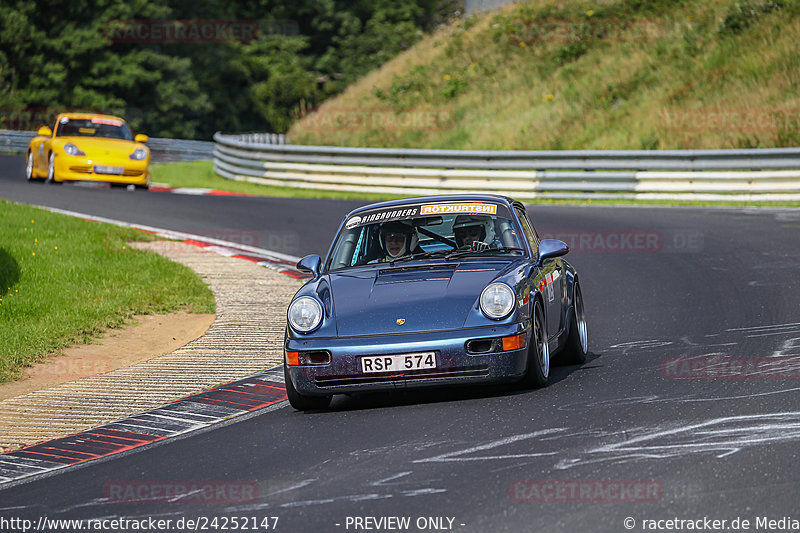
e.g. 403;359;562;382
378;221;421;261
453;215;494;250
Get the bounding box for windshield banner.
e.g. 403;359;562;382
345;202;507;230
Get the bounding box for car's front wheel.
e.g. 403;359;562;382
519;300;549;388
284;364;332;411
25;152;34;181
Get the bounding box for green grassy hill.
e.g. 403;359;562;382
288;0;800;150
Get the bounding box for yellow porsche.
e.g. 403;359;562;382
26;113;151;188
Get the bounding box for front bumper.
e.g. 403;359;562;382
54;157;150;186
285;323;530;396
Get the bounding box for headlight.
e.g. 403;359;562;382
129;148;148;160
288;297;323;332
64;143;86;156
480;283;515;319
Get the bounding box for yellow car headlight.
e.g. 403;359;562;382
129;148;148;161
64;143;86;156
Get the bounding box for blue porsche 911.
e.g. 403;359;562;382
283;194;588;410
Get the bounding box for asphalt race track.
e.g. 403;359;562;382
2;153;800;532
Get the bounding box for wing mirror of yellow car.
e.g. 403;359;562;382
38;126;52;137
134;134;149;143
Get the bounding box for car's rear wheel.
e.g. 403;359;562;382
519;300;549;388
561;282;588;364
45;153;61;184
25;152;34;181
284;364;332;411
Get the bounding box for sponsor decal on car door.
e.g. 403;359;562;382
516;206;562;340
543;260;563;339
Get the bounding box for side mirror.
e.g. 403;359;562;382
537;239;569;264
38;126;52;137
134;134;149;143
296;254;322;278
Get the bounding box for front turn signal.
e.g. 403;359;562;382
502;332;527;351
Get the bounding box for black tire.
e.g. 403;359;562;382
284;364;331;411
25;152;34;181
561;282;588;365
519;300;550;389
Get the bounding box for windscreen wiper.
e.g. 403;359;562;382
389;249;457;265
445;247;526;260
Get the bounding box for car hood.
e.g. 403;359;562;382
328;263;507;336
57;137;141;157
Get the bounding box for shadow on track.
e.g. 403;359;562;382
296;351;603;413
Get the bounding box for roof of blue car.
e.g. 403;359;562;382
347;194;517;217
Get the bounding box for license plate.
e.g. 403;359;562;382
361;352;436;373
94;165;124;175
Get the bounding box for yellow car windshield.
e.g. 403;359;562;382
56;118;133;141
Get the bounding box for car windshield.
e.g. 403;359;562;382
325;202;526;271
55;117;133;141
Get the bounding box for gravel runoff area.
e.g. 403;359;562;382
0;241;300;453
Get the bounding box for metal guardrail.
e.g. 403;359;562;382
0;130;36;155
144;137;214;162
213;132;800;201
0;129;214;163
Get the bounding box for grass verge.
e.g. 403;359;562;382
289;0;800;151
0;199;215;383
152;161;800;208
151;161;408;201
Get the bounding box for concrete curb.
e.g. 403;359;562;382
0;240;302;483
0;368;287;485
